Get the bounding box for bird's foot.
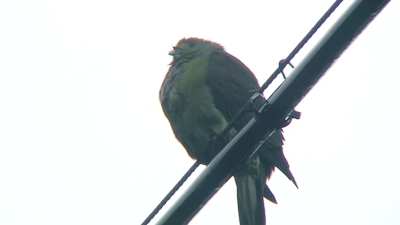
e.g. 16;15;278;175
210;135;222;148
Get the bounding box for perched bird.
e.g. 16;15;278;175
160;38;296;225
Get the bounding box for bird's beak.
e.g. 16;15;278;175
169;46;182;56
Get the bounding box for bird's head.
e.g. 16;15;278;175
169;38;223;63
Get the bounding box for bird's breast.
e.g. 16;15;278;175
161;58;209;113
160;62;187;116
160;58;231;161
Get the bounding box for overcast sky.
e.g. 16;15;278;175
1;1;399;225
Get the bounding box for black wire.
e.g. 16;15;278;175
143;1;343;224
259;0;343;93
220;1;343;140
141;161;200;225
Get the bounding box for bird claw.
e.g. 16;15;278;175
210;135;222;148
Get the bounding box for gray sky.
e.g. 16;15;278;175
1;1;399;225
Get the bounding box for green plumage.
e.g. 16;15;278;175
160;38;296;225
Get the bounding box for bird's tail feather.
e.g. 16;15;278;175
259;146;298;189
263;184;277;204
234;171;266;225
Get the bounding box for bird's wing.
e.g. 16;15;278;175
205;50;297;186
205;50;284;149
205;51;260;130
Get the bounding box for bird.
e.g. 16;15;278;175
159;38;297;225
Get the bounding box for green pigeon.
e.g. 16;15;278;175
160;38;297;225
